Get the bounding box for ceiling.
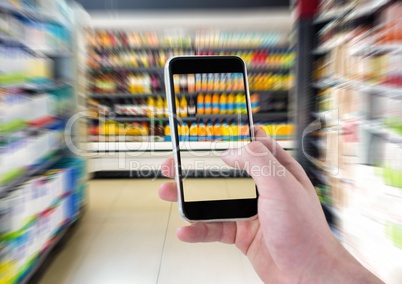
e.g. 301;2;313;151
75;0;290;10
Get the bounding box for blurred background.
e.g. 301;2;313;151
1;0;402;283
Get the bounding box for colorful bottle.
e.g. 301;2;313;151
188;95;196;117
198;121;207;141
251;93;260;114
227;93;235;114
156;96;164;117
178;123;183;141
182;122;189;141
189;122;198;142
197;94;204;115
204;94;212;115
212;93;220;114
188;74;195;93
240;122;250;141
175;96;180;116
206;120;214;141
213;121;222;141
147;96;155;117
164;98;169;118
222;120;230;142
164;123;171;141
219;93;227;114
179;96;188;118
241;94;247;114
230;121;238;141
235;93;243;114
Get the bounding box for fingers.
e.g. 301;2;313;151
158;181;178;202
221;141;300;200
177;222;237;244
254;128;313;189
161;157;175;178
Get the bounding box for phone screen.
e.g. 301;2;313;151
171;71;257;203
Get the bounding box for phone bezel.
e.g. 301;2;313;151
164;55;258;222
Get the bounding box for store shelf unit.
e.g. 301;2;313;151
294;0;402;282
86;29;296;177
0;1;88;283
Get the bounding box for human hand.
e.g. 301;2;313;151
158;129;382;283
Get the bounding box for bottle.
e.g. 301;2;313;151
174;75;180;94
212;93;220;114
213;121;222;141
188;74;195;93
182;122;189;142
235;93;243;114
241;94;247;114
240;122;250;141
175;96;180;117
195;74;202;91
156;120;164;141
251;93;260;114
142;122;149;137
198;121;206;141
147;96;155;118
230;121;238;141
197;94;204;115
164;99;169;118
219;93;227;115
227;93;235;114
164;123;171;141
178;123;183;141
179;96;188;118
222;120;230;142
149;120;156;141
188;95;196;117
204;94;212;115
156;96;164;117
206;120;214;141
189;122;198;142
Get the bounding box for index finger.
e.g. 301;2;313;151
161;157;175;178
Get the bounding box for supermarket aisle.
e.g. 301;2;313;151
39;179;262;284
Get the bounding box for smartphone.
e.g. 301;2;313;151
164;56;258;222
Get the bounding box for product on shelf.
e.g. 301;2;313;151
196;49;295;69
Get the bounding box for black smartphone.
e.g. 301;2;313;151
164;56;258;222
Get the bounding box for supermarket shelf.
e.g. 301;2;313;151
85;140;295;152
19;219;78;284
343;0;390;22
0;153;63;199
90;66;164;73
0;2;65;26
93;46;194;53
351;44;402;56
362;121;402;144
89;66;289;74
196;46;290;52
89;93;165;99
248;68;290;73
112;117;170;122
101;112;288;123
89;90;288;99
314;4;354;24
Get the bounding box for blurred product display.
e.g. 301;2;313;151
86;30;295;144
297;0;402;282
0;1;87;283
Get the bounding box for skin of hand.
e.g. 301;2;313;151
158;128;382;283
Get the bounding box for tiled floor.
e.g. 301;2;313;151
39;179;262;284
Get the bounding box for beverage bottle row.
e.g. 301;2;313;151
90;120;294;141
89;49;193;69
87;30;192;49
91;72;162;94
196;49;295;69
172;72;292;93
194;31;281;49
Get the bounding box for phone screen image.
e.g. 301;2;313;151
171;71;257;203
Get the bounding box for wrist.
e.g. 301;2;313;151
301;235;383;283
